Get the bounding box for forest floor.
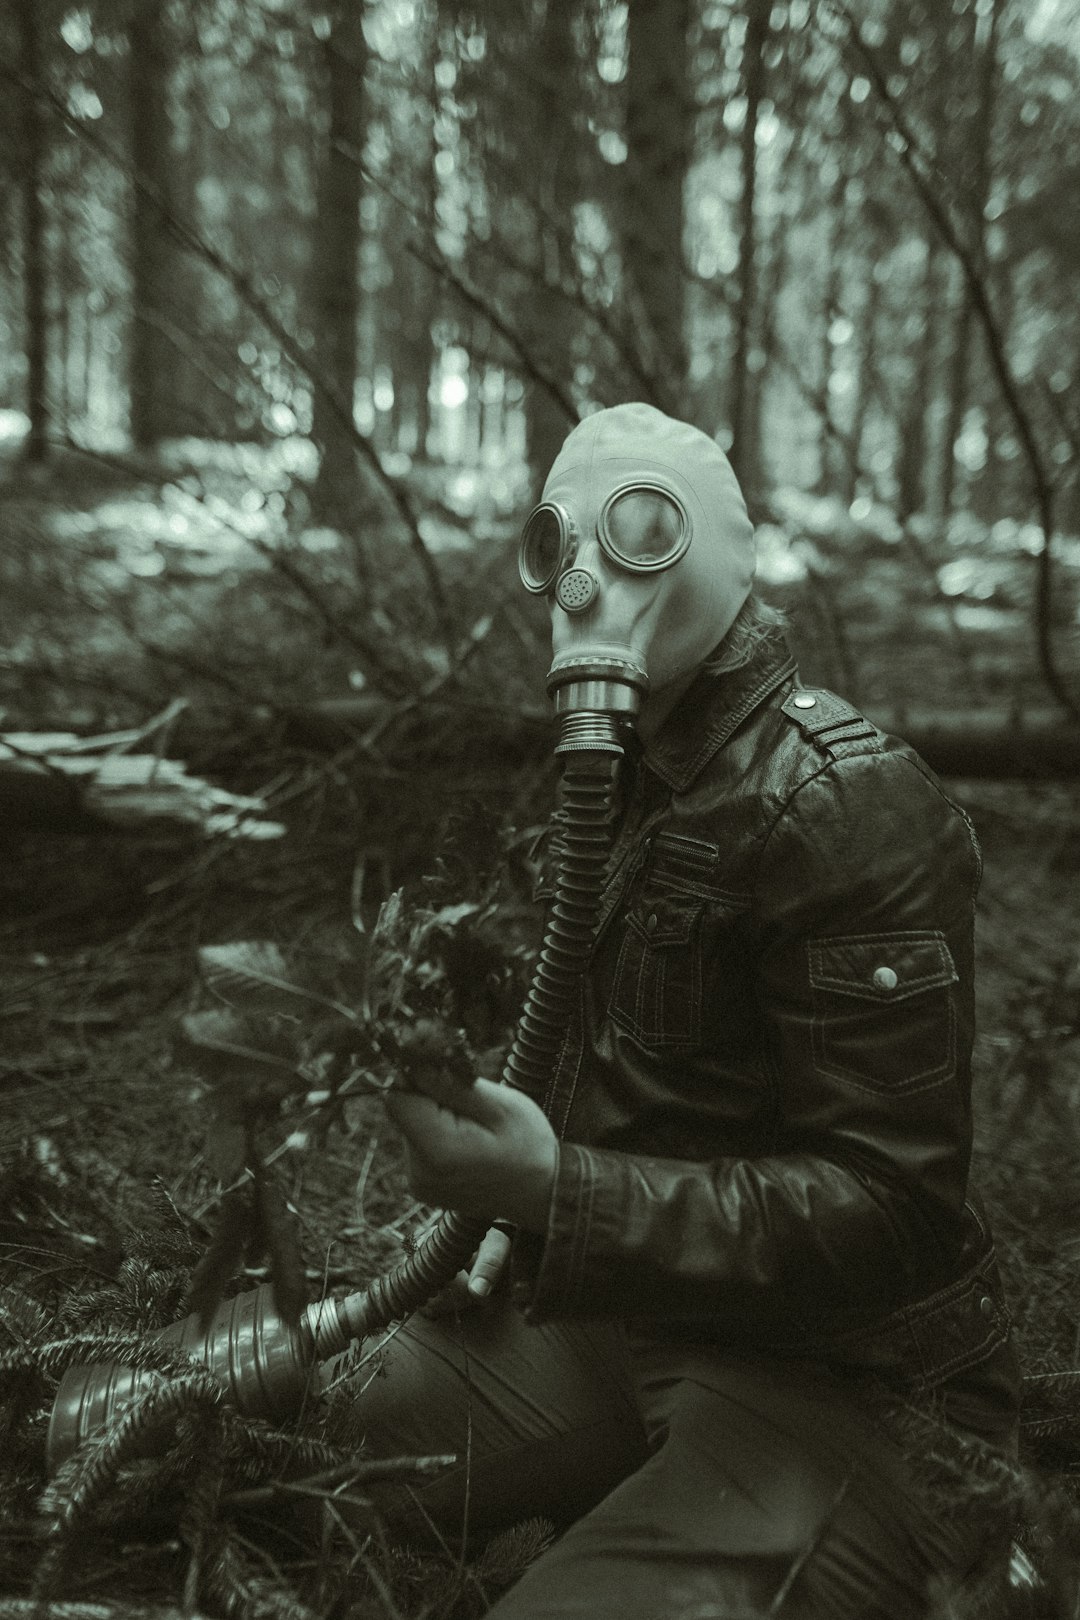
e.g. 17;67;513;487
0;773;1078;1618
1;450;1080;1615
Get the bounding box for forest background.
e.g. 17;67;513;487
1;0;1080;1616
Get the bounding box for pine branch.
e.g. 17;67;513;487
33;1371;225;1609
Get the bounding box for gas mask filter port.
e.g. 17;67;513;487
555;569;599;613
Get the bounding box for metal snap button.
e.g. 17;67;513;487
979;1295;995;1319
645;913;659;935
793;693;816;709
872;966;898;991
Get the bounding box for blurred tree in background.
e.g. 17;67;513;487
0;0;1077;763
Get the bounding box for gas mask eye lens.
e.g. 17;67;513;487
519;504;573;594
600;485;690;572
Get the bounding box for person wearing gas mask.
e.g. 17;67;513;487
363;403;1020;1619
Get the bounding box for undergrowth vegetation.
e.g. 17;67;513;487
1;455;1079;1616
0;772;1078;1617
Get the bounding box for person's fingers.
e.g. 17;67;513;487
384;1083;492;1142
420;1269;471;1317
382;1089;443;1133
420;1227;512;1313
467;1225;512;1299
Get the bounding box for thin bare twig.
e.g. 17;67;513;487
820;0;1080;723
351;149;581;427
0;61;456;661
222;1452;458;1509
762;323;980;701
53;436;413;697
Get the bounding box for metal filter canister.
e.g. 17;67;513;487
46;1284;316;1472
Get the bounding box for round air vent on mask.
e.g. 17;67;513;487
555;568;599;613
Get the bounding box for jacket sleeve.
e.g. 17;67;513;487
515;748;983;1327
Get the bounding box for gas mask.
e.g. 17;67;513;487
519;403;756;747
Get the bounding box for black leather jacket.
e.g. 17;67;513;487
515;630;1019;1431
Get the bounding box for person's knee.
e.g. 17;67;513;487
321;1315;471;1457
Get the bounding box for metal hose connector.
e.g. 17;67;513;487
554;711;624;754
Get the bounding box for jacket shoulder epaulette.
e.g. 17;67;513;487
779;688;881;761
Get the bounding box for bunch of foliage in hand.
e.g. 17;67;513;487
179;825;538;1332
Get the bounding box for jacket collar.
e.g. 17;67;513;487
643;629;797;792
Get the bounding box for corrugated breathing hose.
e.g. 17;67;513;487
47;726;626;1467
315;732;625;1343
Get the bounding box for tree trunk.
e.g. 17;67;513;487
382;4;441;463
311;0;368;523
815;148;848;496
15;0;48;464
128;0;177;448
623;0;692;405
728;0;771;494
897;241;942;522
56;189;72;431
844;247;882;505
752;181;793;495
410;19;441;462
521;0;579;479
938;0;1003;520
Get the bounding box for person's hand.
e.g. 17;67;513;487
420;1223;513;1315
383;1077;557;1231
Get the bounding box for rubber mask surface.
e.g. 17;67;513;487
541;403;756;693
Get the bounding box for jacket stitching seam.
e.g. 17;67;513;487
571;1148;595;1303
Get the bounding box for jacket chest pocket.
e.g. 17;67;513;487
809;931;958;1095
609;887;704;1051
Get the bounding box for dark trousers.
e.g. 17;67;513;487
331;1298;1004;1619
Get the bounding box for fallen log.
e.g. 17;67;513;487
0;727;284;838
3;701;1075;847
280;695;1080;781
866;707;1080;781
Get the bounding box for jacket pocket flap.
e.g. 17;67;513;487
651;832;720;880
809;931;957;1001
626;889;704;946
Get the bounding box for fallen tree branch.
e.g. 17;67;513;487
865;706;1080;782
0;729;285;838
